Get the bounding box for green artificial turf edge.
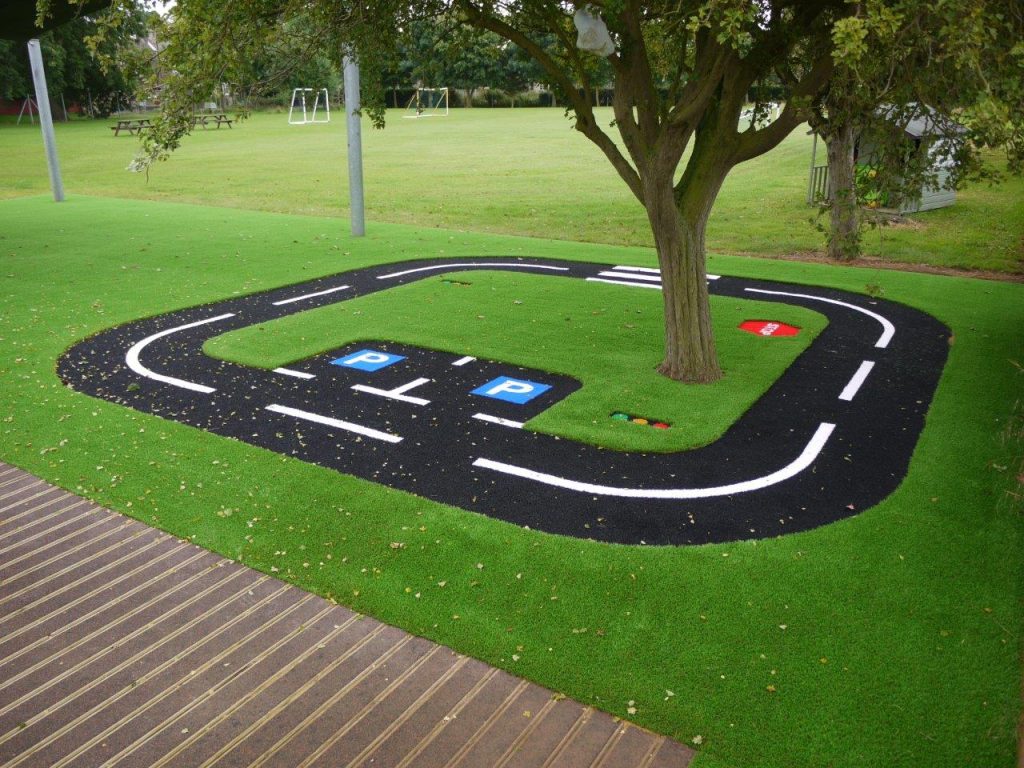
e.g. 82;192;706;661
203;270;827;453
0;195;1020;768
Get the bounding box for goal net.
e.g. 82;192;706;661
403;88;449;118
288;88;330;125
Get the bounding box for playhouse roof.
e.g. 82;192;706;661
881;103;967;139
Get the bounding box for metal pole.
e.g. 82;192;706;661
343;51;365;237
27;39;65;202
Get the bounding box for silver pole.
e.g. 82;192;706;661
343;52;365;237
27;39;65;202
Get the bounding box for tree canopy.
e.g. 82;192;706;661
3;1;148;114
1;0;113;41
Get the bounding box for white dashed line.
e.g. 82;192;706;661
264;404;402;443
839;360;875;401
473;422;836;499
376;263;570;279
271;285;350;306
452;356;476;367
472;413;524;429
125;314;235;394
273;368;315;380
744;288;895;348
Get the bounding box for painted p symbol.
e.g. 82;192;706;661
471;376;552;404
332;349;406;372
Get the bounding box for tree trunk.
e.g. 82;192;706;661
645;179;722;383
826;122;861;261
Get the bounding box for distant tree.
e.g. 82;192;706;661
495;42;533;105
394;19;505;106
0;42;30;99
0;8;146;114
440;27;504;106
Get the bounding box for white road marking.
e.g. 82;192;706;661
473;422;836;499
271;285;350;306
125;314;235;394
598;271;662;283
472;413;524;429
452;356;476;367
588;275;720;290
611;265;661;274
264;404;402;443
273;368;315;380
376;263;570;279
609;266;720;280
586;277;662;290
744;288;895;348
839;360;875;401
351;377;431;406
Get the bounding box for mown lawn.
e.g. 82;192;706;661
1;108;1021;272
0;195;1020;768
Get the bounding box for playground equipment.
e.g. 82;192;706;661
288;88;330;124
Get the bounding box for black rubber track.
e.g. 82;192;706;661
57;258;950;545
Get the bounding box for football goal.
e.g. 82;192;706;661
403;87;449;118
288;88;330;124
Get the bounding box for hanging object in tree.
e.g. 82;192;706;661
573;7;615;57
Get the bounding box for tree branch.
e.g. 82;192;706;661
732;53;834;164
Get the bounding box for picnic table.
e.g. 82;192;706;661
191;113;233;129
110;118;152;136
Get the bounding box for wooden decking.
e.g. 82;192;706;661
0;462;693;768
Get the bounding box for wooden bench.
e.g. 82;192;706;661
110;118;151;136
191;113;233;129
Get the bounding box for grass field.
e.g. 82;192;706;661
1;109;1022;272
0;195;1021;768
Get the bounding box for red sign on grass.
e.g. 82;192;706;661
739;320;800;337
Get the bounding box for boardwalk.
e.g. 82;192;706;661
0;462;693;768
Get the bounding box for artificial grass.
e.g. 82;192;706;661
204;269;826;452
0;195;1021;768
1;110;1021;272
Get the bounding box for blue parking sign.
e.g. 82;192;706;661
471;376;551;404
332;349;406;372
